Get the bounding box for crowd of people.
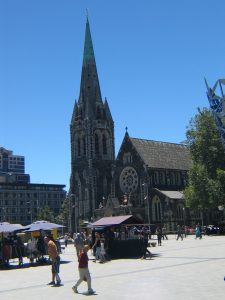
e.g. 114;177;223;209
0;222;209;295
0;233;25;266
0;223;206;268
43;222;207;295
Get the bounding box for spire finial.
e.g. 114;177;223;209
86;8;89;20
125;126;128;132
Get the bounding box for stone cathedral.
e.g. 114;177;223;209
69;18;206;232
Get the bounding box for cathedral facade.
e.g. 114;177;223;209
70;18;196;232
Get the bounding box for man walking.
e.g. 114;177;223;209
74;233;84;258
176;225;183;241
72;245;95;294
141;229;152;259
45;234;61;286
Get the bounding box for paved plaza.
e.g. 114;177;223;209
0;235;225;300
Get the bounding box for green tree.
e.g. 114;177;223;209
55;196;70;226
186;108;225;178
213;169;225;206
184;108;225;210
36;206;55;223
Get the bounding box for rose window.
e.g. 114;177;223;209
119;167;138;193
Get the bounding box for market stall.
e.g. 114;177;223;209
91;215;145;259
0;223;28;266
24;220;64;263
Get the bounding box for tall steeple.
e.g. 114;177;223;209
70;17;115;228
78;17;102;119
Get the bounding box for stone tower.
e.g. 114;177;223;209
70;18;115;227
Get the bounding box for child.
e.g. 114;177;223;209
72;245;94;294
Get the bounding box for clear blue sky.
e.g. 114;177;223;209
1;0;225;190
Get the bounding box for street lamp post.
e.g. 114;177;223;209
142;183;151;234
26;200;32;223
71;194;77;234
68;194;72;233
183;207;186;227
1;207;6;222
200;210;204;227
218;205;224;223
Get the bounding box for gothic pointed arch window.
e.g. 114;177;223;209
102;134;107;155
177;205;184;220
96;106;101;120
152;196;162;222
78;138;81;157
159;171;165;185
103;176;107;196
95;133;99;155
175;172;181;185
83;136;86;156
79;107;83;118
102;108;106;119
171;172;176;185
154;171;159;184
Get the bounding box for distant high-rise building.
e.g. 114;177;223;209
0;147;66;225
0;147;25;174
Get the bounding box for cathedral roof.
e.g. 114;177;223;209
155;189;184;199
130;137;191;170
91;215;138;226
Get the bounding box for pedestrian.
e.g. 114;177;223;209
15;234;24;266
99;234;106;263
181;225;186;238
72;245;95;294
162;227;168;240
74;233;84;259
64;233;69;247
184;225;188;237
156;226;162;246
176;225;183;240
92;232;101;262
141;229;152;259
195;224;202;239
45;234;61;286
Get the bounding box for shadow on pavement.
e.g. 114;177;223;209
0;259;71;271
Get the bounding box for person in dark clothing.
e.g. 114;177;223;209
156;227;162;246
177;225;183;241
141;230;152;259
92;232;101;262
15;235;24;265
162;227;168;240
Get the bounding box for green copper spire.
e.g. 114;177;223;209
78;17;102;118
83;17;95;63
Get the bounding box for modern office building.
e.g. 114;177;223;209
0;147;25;174
0;147;66;225
0;181;66;225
